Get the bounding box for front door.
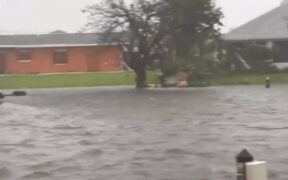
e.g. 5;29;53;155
0;52;6;74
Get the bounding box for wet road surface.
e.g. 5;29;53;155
1;85;288;180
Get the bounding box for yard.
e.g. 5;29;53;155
0;71;158;89
1;71;288;89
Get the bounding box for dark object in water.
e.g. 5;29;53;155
1;91;27;97
265;77;271;88
12;91;27;96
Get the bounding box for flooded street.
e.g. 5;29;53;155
1;85;288;180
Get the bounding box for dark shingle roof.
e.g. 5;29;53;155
224;3;288;42
0;32;128;48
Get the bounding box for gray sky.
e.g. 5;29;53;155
0;0;283;34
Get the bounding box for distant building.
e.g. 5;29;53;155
0;31;125;74
224;1;288;69
49;30;68;34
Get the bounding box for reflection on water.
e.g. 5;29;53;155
1;86;288;180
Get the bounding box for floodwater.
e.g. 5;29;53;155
1;85;288;180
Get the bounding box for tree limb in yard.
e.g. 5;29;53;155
83;0;168;88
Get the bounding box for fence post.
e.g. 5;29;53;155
236;149;254;180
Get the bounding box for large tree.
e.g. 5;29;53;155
83;0;223;88
83;0;168;88
164;0;223;59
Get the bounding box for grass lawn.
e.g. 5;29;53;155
0;71;158;89
2;71;288;90
210;73;288;86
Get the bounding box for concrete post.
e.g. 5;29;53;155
236;149;254;180
236;149;269;180
246;161;268;180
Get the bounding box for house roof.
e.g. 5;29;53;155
224;3;288;42
282;0;288;5
0;32;128;48
49;30;68;34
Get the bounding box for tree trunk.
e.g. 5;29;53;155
134;56;147;89
135;64;147;89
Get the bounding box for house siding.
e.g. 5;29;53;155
4;46;122;74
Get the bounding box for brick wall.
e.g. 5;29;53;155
5;46;122;74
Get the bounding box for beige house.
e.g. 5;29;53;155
224;0;288;69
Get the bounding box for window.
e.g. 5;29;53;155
53;49;68;64
18;50;32;62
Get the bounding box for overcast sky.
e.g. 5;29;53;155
0;0;283;34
